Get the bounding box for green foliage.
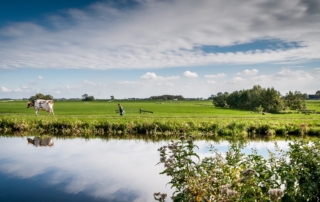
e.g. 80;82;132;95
0;100;319;137
214;85;306;113
213;92;229;107
82;94;95;101
156;139;320;201
29;93;53;101
283;91;306;110
150;95;185;100
255;105;264;113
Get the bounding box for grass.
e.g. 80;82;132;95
0;100;319;137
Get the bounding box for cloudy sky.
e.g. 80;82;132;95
1;0;319;99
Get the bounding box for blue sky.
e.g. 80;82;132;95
1;0;320;99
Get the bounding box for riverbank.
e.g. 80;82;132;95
1;116;319;138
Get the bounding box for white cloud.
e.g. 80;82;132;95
84;80;96;86
66;85;81;89
164;82;175;86
229;77;245;84
205;73;226;78
183;71;198;78
140;72;179;80
0;0;319;70
1;87;11;92
275;69;313;80
313;68;320;75
28;80;36;85
118;81;139;85
38;75;43;79
236;69;259;76
56;90;61;94
14;88;22;92
206;80;216;84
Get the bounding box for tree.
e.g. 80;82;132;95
110;95;114;100
82;94;95;101
213;92;229;107
260;87;284;113
283;91;306;110
29;93;53;101
82;94;88;100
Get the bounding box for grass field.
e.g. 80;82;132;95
1;99;319;117
0;100;319;137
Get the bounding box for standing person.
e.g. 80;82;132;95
118;103;124;116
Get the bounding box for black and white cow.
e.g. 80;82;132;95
27;136;54;147
27;99;54;115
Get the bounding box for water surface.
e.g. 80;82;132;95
0;136;290;202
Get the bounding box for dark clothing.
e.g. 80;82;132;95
119;105;124;116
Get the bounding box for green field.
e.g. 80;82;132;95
0;100;320;137
1;99;319;117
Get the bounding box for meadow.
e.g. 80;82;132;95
0;100;319;137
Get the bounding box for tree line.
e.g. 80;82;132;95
149;95;185;100
213;85;307;113
29;93;53;101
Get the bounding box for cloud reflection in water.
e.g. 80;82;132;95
0;137;290;201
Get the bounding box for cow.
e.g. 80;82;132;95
27;99;54;115
27;136;54;147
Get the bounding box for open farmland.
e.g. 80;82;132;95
0;100;320;137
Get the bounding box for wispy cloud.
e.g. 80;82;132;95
236;69;259;76
1;87;11;92
84;80;96;86
0;0;319;70
206;80;216;84
229;77;246;84
141;72;180;80
38;75;43;79
205;73;227;78
313;68;320;75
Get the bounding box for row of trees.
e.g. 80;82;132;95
29;93;53;101
82;94;95;101
213;85;306;113
149;95;185;100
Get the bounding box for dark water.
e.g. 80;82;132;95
0;136;290;202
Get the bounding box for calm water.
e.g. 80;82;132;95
0;136;290;202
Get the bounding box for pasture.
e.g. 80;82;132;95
1;99;319;117
0;100;319;137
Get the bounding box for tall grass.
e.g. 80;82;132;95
1;116;319;138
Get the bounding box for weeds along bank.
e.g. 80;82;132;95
155;137;320;201
0;116;319;137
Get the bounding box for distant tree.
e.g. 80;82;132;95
29;93;53;101
110;95;114;100
217;86;285;113
82;94;88;99
260;87;284;113
283;91;306;110
82;94;95;101
149;95;185;100
213;92;229;107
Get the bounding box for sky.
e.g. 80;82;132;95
0;0;320;99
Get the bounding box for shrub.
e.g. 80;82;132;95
155;138;320;201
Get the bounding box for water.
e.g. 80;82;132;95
0;136;291;202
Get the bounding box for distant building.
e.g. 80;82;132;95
308;94;315;100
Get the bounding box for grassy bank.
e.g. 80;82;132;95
1;100;319;137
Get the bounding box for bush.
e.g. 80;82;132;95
155;138;320;201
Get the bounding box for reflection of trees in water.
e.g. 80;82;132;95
27;136;54;147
